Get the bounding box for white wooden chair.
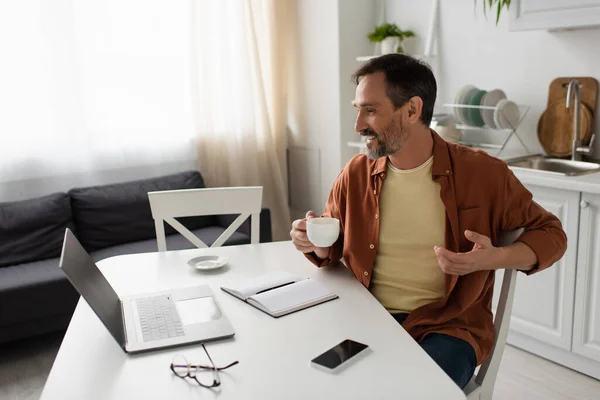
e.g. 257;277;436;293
463;228;525;400
147;186;263;251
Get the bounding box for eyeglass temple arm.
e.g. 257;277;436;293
172;360;239;370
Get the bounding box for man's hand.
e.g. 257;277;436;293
290;211;330;259
434;230;501;275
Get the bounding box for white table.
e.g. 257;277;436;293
41;241;466;400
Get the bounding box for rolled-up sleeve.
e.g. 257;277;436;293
501;167;567;275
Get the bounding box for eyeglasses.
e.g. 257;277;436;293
170;344;239;388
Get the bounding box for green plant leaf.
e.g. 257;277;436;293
473;0;511;25
496;0;502;25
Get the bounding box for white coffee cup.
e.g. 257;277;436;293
306;217;340;247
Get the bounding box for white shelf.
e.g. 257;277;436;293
454;124;513;134
347;141;366;149
356;54;430;62
356;55;377;62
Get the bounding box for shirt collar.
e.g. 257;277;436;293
370;129;453;177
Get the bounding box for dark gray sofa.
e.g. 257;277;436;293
0;170;272;343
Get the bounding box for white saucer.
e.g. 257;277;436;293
187;255;229;270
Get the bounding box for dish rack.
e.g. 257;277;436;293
442;103;531;157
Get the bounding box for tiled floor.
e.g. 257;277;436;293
1;332;599;400
493;345;600;400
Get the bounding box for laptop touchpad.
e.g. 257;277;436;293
176;297;223;325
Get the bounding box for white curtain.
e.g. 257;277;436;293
0;0;291;239
0;0;197;188
191;0;291;241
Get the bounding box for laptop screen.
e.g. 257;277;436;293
59;228;126;348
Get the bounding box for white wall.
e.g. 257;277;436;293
386;0;600;157
338;1;378;165
287;0;340;219
287;0;375;219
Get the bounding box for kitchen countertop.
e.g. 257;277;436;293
510;167;600;194
496;150;600;193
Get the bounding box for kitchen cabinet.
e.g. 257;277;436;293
510;0;600;31
493;185;579;349
573;193;600;364
493;182;600;379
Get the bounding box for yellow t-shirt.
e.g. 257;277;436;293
369;156;446;314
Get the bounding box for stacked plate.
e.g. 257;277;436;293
453;85;520;129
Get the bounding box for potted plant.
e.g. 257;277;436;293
367;23;416;55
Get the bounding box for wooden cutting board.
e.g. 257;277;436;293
538;77;598;156
538;101;593;157
548;77;598;111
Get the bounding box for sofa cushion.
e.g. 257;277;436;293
69;170;215;251
0;313;74;343
0;193;74;268
0;257;78;326
90;226;251;262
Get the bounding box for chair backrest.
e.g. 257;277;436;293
147;186;263;251
472;227;525;392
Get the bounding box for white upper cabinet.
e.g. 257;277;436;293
510;0;600;31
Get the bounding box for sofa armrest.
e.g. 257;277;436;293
215;208;272;243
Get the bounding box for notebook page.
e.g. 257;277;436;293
250;279;333;314
223;271;299;299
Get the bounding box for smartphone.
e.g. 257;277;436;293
310;339;369;372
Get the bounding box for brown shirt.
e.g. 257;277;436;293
306;131;567;365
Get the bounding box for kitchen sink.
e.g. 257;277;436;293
506;155;600;176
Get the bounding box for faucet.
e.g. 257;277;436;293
566;79;595;161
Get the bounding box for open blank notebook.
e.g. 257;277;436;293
221;271;338;318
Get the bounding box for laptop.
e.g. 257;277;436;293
59;228;235;353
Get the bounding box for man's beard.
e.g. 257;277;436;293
361;118;407;160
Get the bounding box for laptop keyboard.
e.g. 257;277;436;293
136;295;185;342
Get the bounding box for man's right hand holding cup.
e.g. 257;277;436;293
290;211;330;260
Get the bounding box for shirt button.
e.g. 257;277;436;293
364;271;369;276
369;244;375;249
373;190;376;195
445;169;450;174
375;214;378;219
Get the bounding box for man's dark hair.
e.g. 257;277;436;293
352;53;437;126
